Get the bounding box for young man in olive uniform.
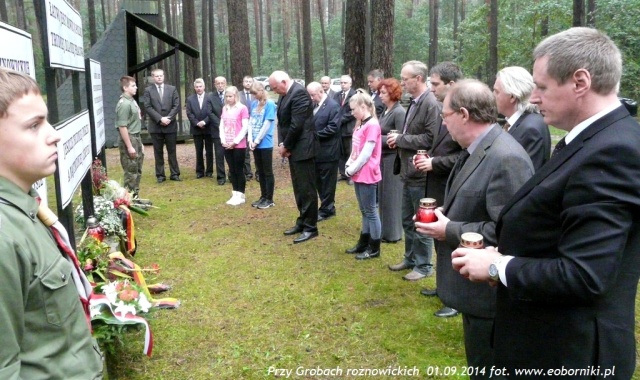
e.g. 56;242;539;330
0;68;103;379
116;76;144;198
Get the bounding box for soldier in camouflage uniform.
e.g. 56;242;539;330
116;76;144;197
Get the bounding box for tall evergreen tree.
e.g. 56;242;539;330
227;0;253;86
343;0;366;88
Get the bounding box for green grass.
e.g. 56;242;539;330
94;143;639;379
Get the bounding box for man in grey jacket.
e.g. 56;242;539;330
387;60;440;281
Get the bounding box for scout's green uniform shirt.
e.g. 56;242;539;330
0;177;103;380
115;93;142;134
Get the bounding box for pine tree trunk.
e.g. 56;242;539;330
15;0;26;30
183;0;200;80
318;0;329;75
586;0;596;26
266;0;272;48
573;0;585;26
0;0;8;23
282;1;289;72
302;0;313;83
210;0;217;77
253;0;262;68
202;0;210;84
487;0;498;87
428;0;438;69
227;0;253;85
371;0;394;77
343;0;367;89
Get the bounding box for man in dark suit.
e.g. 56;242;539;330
320;76;336;99
143;68;181;182
211;76;226;185
417;79;534;376
367;69;385;117
334;75;356;183
494;66;551;171
452;28;640;379
269;71;319;244
415;61;464;317
387;60;439;281
186;78;213;179
239;75;255;181
307;81;340;221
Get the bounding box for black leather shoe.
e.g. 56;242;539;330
157;177;166;183
293;231;318;244
196;174;204;179
421;288;438;297
434;307;459;318
355;250;380;260
170;176;182;181
318;213;335;222
283;226;303;236
205;173;213;178
217;179;225;185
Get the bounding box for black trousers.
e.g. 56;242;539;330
253;148;274;200
193;133;213;176
213;137;226;181
224;148;246;193
462;314;495;380
289;158;318;232
151;132;179;179
244;145;253;177
316;160;338;217
338;135;352;177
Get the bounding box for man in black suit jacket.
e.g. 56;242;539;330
415;61;464;317
269;71;320;244
307;81;340;221
494;66;551;171
417;80;534;375
143;68;181;182
186;78;213;178
452;28;640;379
367;69;385;117
334;75;356;183
210;76;226;185
320;76;336;99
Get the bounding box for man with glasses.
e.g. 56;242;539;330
414;61;464;317
415;79;533;375
386;60;440;281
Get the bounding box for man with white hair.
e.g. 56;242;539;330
334;75;356;184
269;71;319;243
307;81;341;221
493;66;551;171
320;76;337;99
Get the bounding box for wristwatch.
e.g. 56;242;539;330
488;256;504;282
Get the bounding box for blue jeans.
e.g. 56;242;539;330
401;184;434;274
354;182;381;240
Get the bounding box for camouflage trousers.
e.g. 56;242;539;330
119;134;145;194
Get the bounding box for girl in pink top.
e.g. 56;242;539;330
344;90;382;260
220;86;249;205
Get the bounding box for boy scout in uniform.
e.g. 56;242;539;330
0;68;103;378
116;76;144;198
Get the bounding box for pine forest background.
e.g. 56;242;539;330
1;0;638;101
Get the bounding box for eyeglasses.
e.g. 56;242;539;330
440;110;456;119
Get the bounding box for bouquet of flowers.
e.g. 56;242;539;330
90;279;154;356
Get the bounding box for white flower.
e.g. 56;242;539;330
114;301;138;316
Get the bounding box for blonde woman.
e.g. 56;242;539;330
220;86;249;205
248;82;277;209
345;90;382;260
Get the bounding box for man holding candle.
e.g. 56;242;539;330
451;28;640;378
415;79;532;376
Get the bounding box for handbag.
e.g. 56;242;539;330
393;152;401;175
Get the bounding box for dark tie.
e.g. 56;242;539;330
551;137;566;157
219;92;224;102
158;85;163;99
450;149;470;181
341;92;346;106
246;92;251;102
